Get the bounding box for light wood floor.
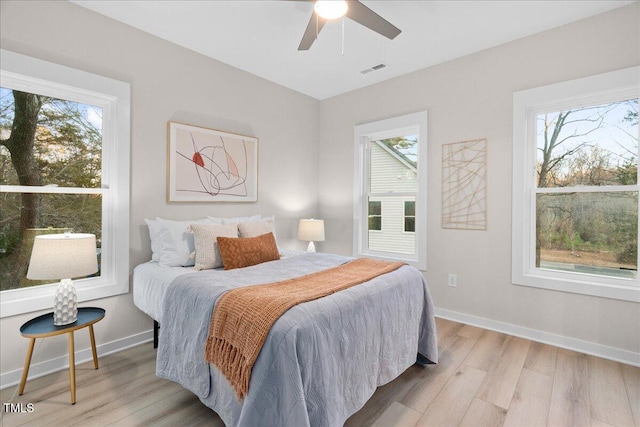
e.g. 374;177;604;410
2;318;638;427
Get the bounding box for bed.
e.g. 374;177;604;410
133;218;437;427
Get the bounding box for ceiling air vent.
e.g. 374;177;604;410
360;63;387;75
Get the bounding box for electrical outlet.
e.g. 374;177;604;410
448;274;457;287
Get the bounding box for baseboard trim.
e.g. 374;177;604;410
0;329;153;390
435;308;640;367
3;310;638;390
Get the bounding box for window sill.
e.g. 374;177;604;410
513;271;639;302
0;277;128;318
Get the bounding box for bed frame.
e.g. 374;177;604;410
154;320;159;348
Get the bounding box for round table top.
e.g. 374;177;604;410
20;307;105;338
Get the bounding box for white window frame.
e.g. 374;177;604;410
353;111;427;270
512;66;639;302
0;49;130;317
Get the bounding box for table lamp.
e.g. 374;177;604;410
27;233;98;326
297;219;325;252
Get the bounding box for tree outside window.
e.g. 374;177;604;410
535;99;638;279
0;88;103;291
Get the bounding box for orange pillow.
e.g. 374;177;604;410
217;232;280;270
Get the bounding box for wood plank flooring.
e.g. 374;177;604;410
1;318;638;427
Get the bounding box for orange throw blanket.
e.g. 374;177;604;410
204;258;405;399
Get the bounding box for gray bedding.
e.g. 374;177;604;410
156;252;437;426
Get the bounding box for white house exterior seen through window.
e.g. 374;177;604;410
354;112;427;270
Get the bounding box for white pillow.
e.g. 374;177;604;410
156;218;214;267
189;223;239;270
238;218;277;243
209;215;261;225
144;218;163;262
203;217;224;224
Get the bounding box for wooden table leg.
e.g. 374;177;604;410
19;338;36;396
67;332;76;404
89;324;99;369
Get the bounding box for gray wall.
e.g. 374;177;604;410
0;0;320;378
318;4;640;356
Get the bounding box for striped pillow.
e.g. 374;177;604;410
189;223;239;270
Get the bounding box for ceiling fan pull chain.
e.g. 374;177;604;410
341;18;345;56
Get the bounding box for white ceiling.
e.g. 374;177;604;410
71;0;634;100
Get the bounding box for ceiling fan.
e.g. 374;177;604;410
297;0;401;51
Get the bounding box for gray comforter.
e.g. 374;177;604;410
156;252;437;426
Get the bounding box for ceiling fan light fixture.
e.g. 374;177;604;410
314;1;348;20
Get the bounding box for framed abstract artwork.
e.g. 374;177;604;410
442;138;487;230
167;122;258;202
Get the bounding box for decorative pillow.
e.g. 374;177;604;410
238;218;277;242
217;232;280;270
157;218;215;267
189;223;238;270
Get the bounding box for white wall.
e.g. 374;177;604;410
0;0;320;383
318;3;640;360
1;0;638;386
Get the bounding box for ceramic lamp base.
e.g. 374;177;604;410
307;241;316;252
53;278;78;326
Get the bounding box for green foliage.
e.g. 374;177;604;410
537;192;637;271
616;160;637;185
563;231;583;251
535;100;638;274
617;242;638;264
379;136;418;166
623;108;638;125
0;89;103;290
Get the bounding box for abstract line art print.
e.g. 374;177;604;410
167;122;258;202
442;139;487;230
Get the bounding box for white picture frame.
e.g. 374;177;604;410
167;122;258;202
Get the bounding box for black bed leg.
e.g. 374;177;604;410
154;320;159;348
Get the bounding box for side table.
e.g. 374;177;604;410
19;306;105;404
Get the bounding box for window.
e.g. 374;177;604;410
404;201;415;232
354;111;427;269
513;66;639;302
368;201;382;231
0;49;130;317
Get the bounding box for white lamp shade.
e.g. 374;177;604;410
298;219;325;242
27;233;98;280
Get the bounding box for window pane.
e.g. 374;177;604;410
368;200;381;216
536;99;638;188
536;192;637;278
367;136;418;255
0;87;103;188
404;217;415;233
369;136;418;193
0;192;102;291
405;200;415;216
368;200;381;231
404;200;416;232
368;216;381;231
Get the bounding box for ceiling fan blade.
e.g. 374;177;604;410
346;1;401;40
298;12;326;50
